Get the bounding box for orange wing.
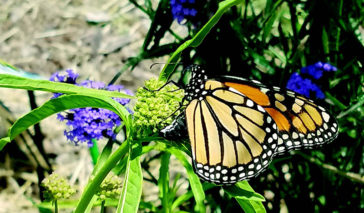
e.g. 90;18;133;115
223;78;338;154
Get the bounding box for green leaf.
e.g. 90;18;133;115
322;27;330;55
89;139;100;165
75;141;131;212
226;181;266;212
268;46;286;65
0;74;133;99
261;5;280;43
0;94;130;150
337;94;364;119
117;152;143;213
158;152;171;212
166;147;206;213
224;181;265;201
93;140;114;174
158;0;244;81
235;199;266;213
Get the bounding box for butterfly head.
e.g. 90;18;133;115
183;65;209;102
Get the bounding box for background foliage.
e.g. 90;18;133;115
121;0;364;212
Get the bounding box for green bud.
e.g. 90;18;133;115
133;78;184;138
41;173;75;201
97;173;122;201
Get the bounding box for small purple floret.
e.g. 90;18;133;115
170;0;198;24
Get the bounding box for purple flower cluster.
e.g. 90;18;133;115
50;70;132;146
300;61;337;79
286;62;337;99
286;73;325;99
170;0;198;23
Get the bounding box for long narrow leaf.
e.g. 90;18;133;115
0;94;130;150
235;199;266;213
75;141;130;213
224;181;265;201
158;152;171;212
117;154;143;213
226;181;266;212
0;74;133;99
93;140;114;174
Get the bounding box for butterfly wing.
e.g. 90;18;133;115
185;77;338;184
219;76;339;155
185;80;280;184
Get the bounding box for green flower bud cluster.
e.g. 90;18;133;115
97;173;123;200
133;78;184;137
41;173;76;201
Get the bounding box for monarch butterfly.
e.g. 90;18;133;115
161;65;339;185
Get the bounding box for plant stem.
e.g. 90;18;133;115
75;141;129;213
101;200;105;213
296;151;364;184
89;139;100;165
54;200;58;213
337;95;364;119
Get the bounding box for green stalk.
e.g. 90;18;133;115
54;200;58;213
75;141;129;213
101;200;106;213
325;92;347;110
334;0;343;64
337;95;364;119
89;139;100;165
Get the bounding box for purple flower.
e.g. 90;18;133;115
50;69;79;98
50;70;133;146
170;0;198;23
301;62;337;80
50;69;78;84
286;73;325;99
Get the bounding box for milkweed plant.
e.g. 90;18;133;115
0;0;363;212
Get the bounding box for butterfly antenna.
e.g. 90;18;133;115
150;62;184;70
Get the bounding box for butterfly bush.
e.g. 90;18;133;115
50;70;133;147
170;0;198;23
286;62;337;99
133;78;184;137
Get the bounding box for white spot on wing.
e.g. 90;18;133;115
322;112;330;122
260;88;269;93
247;99;254;107
292;132;299;139
229;87;243;95
257;105;265;112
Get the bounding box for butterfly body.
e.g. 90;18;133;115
162;65;338;185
